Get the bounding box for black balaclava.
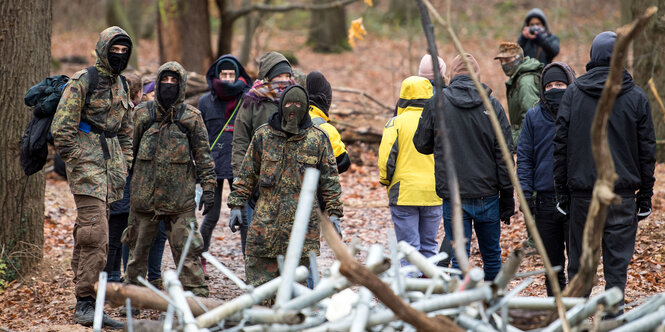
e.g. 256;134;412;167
306;71;332;115
158;71;180;109
542;66;569;115
266;61;293;81
107;36;132;74
217;60;238;80
280;86;309;135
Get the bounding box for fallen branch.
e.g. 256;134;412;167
562;6;657;299
98;282;223;317
319;211;464;332
332;87;394;112
647;78;665;125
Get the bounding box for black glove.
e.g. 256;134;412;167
198;190;215;216
555;192;569;216
499;189;515;225
636;195;652;221
228;208;243;232
520;195;537;215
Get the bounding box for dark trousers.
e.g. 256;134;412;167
200;178;232;252
105;213;128;282
534;192;568;296
121;221;166;281
568;192;638;296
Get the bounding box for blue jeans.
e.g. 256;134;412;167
390;205;442;266
442;195;502;280
122;220;166;281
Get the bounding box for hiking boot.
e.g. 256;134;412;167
202;257;209;280
149;278;164;290
73;300;124;329
73;300;95;326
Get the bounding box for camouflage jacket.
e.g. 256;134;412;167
228;117;344;258
52;26;133;203
131;62;216;215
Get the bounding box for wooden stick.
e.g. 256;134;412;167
98;282;223;317
562;6;658;299
419;0;571;329
647;78;665;126
332;86;395;112
318;211;464;332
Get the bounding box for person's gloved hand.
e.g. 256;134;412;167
556;192;569;216
636;196;652;221
499;189;515;225
228;208;243;232
520;195;537;216
198;190;215;216
330;215;343;239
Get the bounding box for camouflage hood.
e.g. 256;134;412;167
155;61;188;114
95;26;132;76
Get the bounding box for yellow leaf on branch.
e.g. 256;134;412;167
348;17;367;48
364;0;373;6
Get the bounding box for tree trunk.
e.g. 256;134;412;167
626;0;665;161
307;0;350;53
215;0;235;57
0;0;50;279
106;0;142;69
158;0;213;74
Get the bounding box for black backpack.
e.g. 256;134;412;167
20;66;127;176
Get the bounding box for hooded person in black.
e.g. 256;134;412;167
413;54;514;281
553;31;656;303
517;8;560;65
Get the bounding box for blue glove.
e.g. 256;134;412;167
228;208;243;233
330;216;342;239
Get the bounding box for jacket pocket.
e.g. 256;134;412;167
259;152;280;188
167;129;191;164
296;154;319;174
137;127;159;161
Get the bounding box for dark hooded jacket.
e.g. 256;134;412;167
517;8;560;65
517;62;576;198
414;75;513;199
231;51;292;174
199;55;251;179
553;32;656;198
131;61;217;215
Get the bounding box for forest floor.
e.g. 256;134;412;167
5;2;665;329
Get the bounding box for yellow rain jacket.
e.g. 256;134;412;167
309;105;347;158
378;76;441;206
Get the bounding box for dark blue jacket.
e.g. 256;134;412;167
109;173;131;215
517;103;555;198
199;55;251;179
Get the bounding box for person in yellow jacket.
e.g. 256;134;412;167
379;76;442;265
306;71;350;173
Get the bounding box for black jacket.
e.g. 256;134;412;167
414;75;514;199
517;8;560;65
553;67;656;196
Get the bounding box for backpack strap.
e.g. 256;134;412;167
84;66;99;108
119;75;129;93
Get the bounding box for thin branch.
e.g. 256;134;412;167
332;87;394;112
229;0;360;22
318;211;464;332
562;6;657;299
647;78;665;125
420;0;571;329
415;0;471;275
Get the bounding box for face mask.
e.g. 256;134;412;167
158;83;179;109
108;52;129;74
544;88;566;112
501;58;520;77
281;103;307;135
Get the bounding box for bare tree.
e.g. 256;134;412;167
307;0;351;53
0;0;51;279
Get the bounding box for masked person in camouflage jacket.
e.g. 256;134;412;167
227;85;344;287
52;26;132;329
123;61;216;298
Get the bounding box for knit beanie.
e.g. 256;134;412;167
266;61;293;81
542;66;569;86
450;53;481;80
418;54;447;81
306;71;333;114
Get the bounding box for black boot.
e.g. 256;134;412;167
73;299;124;329
73;300;95;326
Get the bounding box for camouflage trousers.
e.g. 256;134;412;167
123;209;209;297
71;195;109;299
245;255;310;288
